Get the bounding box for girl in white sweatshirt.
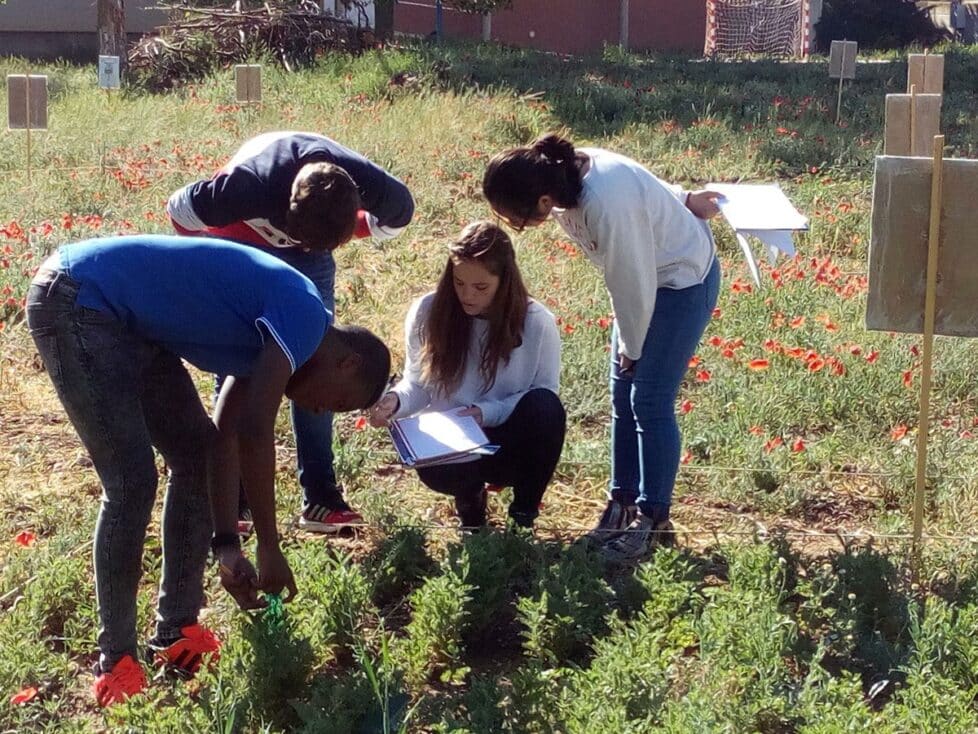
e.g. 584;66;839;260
369;221;565;529
483;134;721;561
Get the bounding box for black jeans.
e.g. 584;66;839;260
416;388;566;526
26;265;216;671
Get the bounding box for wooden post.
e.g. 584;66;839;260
911;134;945;567
909;84;917;155
481;13;492;42
836;75;844;124
97;0;127;81
25;71;31;186
619;0;630;50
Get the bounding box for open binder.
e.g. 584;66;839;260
389;409;499;468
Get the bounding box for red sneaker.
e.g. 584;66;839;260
149;623;221;678
298;505;364;534
92;654;148;707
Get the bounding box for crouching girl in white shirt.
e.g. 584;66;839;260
483;134;721;561
369;221;564;529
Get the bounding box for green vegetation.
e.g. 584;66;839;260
2;39;978;730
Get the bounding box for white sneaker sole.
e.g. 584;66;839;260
297;517;358;534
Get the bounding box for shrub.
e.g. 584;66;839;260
517;545;613;666
814;0;944;52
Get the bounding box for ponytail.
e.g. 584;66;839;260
483;133;583;217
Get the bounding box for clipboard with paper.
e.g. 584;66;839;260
389;409;499;468
707;183;808;286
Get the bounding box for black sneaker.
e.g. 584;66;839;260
455;487;488;529
601;516;674;565
583;499;638;546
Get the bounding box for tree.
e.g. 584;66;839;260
97;0;127;79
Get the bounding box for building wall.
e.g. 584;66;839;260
0;0;168;61
0;0;167;33
394;0;707;55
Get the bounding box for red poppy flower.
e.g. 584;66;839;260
688;355;701;368
789;316;805;329
748;425;764;436
680;399;694;414
763;436;784;453
14;530;35;548
902;370;914;388
808;358;825;372
695;369;712;383
9;687;37;705
680;450;692;465
891;425;908;441
354;416;367;431
748;359;770;371
865;350;880;364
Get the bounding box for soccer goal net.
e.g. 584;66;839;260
705;0;812;58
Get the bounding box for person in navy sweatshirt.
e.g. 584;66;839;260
168;131;414;534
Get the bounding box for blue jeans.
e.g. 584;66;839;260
219;247;343;510
26;268;215;671
609;258;721;521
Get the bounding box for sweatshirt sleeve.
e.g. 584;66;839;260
473;306;562;427
587;199;658;361
390;297;433;418
166;167;270;232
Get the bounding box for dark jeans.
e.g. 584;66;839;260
26;267;215;671
416;388;566;526
220;246;344;510
609;257;721;521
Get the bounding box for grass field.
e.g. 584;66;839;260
2;39;978;732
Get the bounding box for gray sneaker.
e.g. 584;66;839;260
584;499;638;546
600;514;669;564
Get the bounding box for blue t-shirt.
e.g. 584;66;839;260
59;235;330;377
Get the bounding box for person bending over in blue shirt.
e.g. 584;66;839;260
25;235;390;708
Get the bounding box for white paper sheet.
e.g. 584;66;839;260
390;409;495;467
708;184;807;286
708;184;809;231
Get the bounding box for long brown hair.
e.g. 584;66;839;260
421;221;530;394
482;133;584;221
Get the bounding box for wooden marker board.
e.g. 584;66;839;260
234;65;262;103
98;55;121;89
867;155;978;336
829;40;858;79
884;94;942;157
7;74;48;130
907;54;944;95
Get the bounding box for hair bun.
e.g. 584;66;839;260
531;134;576;165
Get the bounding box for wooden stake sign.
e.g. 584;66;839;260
7;74;48;130
907;53;944;95
234;64;262;104
7;74;48;185
829;40;857;123
98;55;121;89
884;91;942;157
867;145;978;563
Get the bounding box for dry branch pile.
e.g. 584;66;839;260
128;1;366;91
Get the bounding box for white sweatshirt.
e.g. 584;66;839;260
551;148;716;361
390;294;560;428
